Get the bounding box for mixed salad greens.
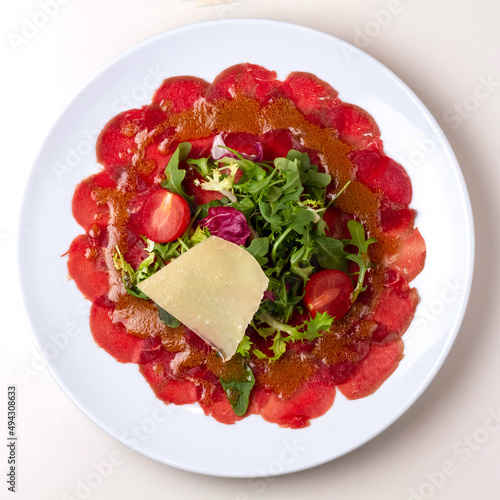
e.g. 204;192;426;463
113;139;376;416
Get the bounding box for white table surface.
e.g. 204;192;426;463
2;1;499;499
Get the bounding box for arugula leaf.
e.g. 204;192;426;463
344;219;377;254
287;206;315;234
304;169;331;189
220;363;255;416
156;304;180;328
231;196;255;219
245;237;269;266
343;219;377;301
286;149;311;170
186;157;213;177
161;142;193;203
195;199;226;219
314;236;348;271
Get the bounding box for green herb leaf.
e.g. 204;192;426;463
236;335;252;357
344;219;377;254
291;312;334;341
186;157;213;177
156;304;180;328
343;220;377;302
161;142;193;203
314;236;348;271
304;169;331;189
220;363;255;416
245;237;270;266
252;311;333;361
190;226;210;246
288;207;315;234
112;246;149;299
197;163;239;195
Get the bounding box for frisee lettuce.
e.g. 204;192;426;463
253;312;334;362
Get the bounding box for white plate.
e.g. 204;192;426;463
18;19;474;477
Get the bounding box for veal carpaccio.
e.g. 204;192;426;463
67;63;426;428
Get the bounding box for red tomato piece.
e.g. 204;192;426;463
304;269;354;319
140;189;190;243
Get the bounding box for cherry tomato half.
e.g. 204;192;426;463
140;189;190;243
304;269;354;320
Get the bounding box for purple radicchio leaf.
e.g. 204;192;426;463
263;290;277;301
198;206;250;246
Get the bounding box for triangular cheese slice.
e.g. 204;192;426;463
138;236;268;360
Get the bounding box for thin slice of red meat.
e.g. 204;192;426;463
337;339;404;400
89;301;153;363
152;76;209;113
206;63;279;103
259;129;294;161
349;150;412;206
72;172;115;231
259;363;336;429
223;132;261;157
324;103;382;151
379;198;416;237
198;385;245;425
328;337;371;384
96;105;167;174
388;227;426;282
139;347;198;405
96;108;142;170
277;72;340;126
367;285;419;340
67;235;109;301
260;380;336;429
323;206;354;239
123;237;148;269
185;136;214;159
